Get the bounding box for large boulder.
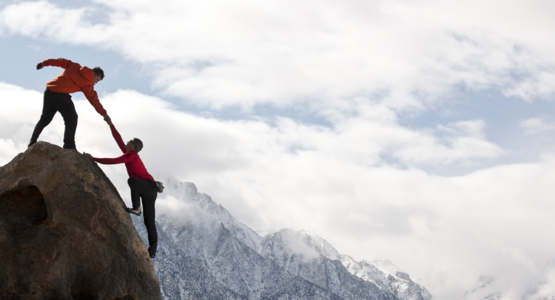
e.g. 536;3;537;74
0;142;162;300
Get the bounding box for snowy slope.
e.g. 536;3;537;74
132;215;246;299
132;180;432;300
340;256;432;300
260;229;432;300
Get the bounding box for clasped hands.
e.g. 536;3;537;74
103;114;113;126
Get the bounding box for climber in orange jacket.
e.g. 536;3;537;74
29;58;111;149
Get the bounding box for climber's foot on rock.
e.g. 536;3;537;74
148;246;156;259
128;207;142;216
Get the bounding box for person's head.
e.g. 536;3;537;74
93;67;104;84
125;138;143;153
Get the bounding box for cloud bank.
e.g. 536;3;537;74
1;0;555;111
2;0;555;298
1;83;555;298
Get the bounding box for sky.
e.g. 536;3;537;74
1;0;555;298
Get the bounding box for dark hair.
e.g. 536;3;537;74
93;67;104;80
131;138;143;152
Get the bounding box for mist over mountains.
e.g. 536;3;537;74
133;180;432;300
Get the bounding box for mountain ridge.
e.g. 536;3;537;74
135;179;432;300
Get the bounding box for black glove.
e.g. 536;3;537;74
36;62;43;70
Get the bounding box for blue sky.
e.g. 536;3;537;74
2;0;555;298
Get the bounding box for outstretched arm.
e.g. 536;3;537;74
82;120;127;163
81;85;108;116
40;58;73;69
92;153;132;165
83;151;131;165
103;119;126;153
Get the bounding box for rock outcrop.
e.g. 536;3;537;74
0;142;162;300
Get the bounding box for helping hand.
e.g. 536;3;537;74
103;114;113;126
36;62;44;70
83;152;93;160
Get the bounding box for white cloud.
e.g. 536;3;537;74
1;0;555;110
1;0;555;298
277;229;321;262
520;117;555;134
0;138;19;164
530;267;555;300
391;120;504;166
506;62;555;101
2;83;555;298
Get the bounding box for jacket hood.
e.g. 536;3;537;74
79;66;95;81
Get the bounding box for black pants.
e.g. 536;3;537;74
29;88;78;149
128;178;158;250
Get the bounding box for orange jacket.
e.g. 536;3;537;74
43;58;107;116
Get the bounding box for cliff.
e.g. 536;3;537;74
0;142;162;300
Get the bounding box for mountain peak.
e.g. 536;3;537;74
264;228;341;261
369;259;402;276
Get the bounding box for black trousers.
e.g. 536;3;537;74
128;177;158;250
29;88;78;149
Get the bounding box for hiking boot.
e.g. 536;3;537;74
128;207;142;216
148;246;157;259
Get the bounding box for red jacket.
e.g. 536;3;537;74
93;125;155;182
43;58;107;116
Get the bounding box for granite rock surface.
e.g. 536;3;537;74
0;142;162;300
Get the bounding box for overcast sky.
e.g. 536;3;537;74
2;0;555;299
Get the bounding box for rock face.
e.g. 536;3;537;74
0;142;162;300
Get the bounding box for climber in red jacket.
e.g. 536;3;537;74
84;119;160;259
29;58;111;149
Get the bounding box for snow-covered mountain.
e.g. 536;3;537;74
132;180;432;300
340;256;432;300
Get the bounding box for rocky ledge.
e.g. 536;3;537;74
0;142;162;300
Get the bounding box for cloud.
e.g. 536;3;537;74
274;229;321;262
155;194;221;227
506;63;555;102
391;120;504;166
2;83;555;298
520;117;555;134
530;267;555;300
2;0;555;298
1;0;555;110
0;138;19;164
